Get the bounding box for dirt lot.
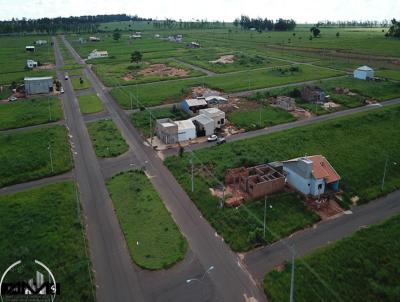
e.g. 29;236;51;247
34;63;55;70
139;64;188;77
209;55;235;64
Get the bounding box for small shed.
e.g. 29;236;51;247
190;114;214;136
187;42;201;49
205;95;227;105
199;108;225;129
26;59;38;69
175;120;196;142
181;99;208;115
88;49;109;60
89;36;100;42
353;66;374;80
25;46;35;52
275;96;296;111
24;76;53;95
35;40;47;45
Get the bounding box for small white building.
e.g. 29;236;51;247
25;46;35;52
199;108;225;129
35;40;47;45
353;66;374;80
130;33;142;39
89;36;100;42
190;114;215;136
175;120;196;142
26;59;38;69
88;49;109;60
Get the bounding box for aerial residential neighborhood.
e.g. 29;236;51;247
0;1;399;302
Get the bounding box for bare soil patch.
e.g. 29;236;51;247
139;64;188;77
35;63;55;70
209;55;235;64
123;73;134;81
190;86;221;98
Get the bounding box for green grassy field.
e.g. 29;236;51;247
131;106;189;137
0;182;94;302
377;69;400;81
0;97;63;130
107;170;187;269
77;93;104;114
112;65;343;108
71;76;91;90
264;214;400;302
228;105;296;131
0;35;55;85
165;105;400;251
87;119;128;157
0;125;73;187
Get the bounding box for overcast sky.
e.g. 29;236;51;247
0;0;398;23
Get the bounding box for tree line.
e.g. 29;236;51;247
153;19;227;30
234;16;296;31
315;20;390;28
0;14;151;34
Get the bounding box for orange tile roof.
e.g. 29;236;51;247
308;155;340;183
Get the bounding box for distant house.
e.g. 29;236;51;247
353;66;374;80
155;34;160;38
88;49;109;60
26;59;38;69
24;76;53;95
181;98;208;115
283;155;340;197
301;86;326;103
187;42;200;49
89;36;100;42
130;32;142;39
35;40;47;45
190;114;215;136
168;34;183;43
275;96;296;111
25;46;35;52
199;108;225;129
205;95;227;105
175;119;196;142
79;37;87;44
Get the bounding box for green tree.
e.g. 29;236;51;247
113;31;121;41
385;18;400;38
310;26;321;37
130;51;143;65
336;32;340;38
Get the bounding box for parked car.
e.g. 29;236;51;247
216;137;226;145
8;96;17;102
60;87;64;94
64;74;69;80
207;134;218;142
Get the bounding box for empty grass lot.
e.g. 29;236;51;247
87;119;128;157
0;182;94;302
77;93;104;114
165;105;400;251
0;125;73;188
107;171;187;269
0;97;63;130
71;76;91;90
228;105;296;131
264;214;400;302
131;106;189;137
111;65;344;108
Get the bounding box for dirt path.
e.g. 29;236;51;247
171;58;216;76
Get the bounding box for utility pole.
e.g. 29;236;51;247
190;157;194;192
130;93;133;110
259;106;262;128
149;111;153;146
381;156;389;191
290;246;295;302
263;196;267;238
48;96;52;121
48;143;54;173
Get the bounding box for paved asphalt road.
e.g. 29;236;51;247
62;36;266;302
244;189;400;281
53;38;147;302
162;98;400;157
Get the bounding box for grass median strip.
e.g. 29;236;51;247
0;97;63;130
264;214;400;302
107;170;187;270
0;125;73;188
71;76;91;90
87;119;128;157
77;93;104;114
165;105;400;251
0;182;94;301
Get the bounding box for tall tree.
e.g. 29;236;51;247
113;31;121;41
130;51;142;65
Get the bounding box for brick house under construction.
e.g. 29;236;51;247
225;164;285;200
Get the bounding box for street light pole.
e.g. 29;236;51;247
48;143;54;173
48;96;52;121
190;157;194;192
381;156;389;191
263;197;272;239
290;246;295;302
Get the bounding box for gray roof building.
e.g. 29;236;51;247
24;76;53;95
